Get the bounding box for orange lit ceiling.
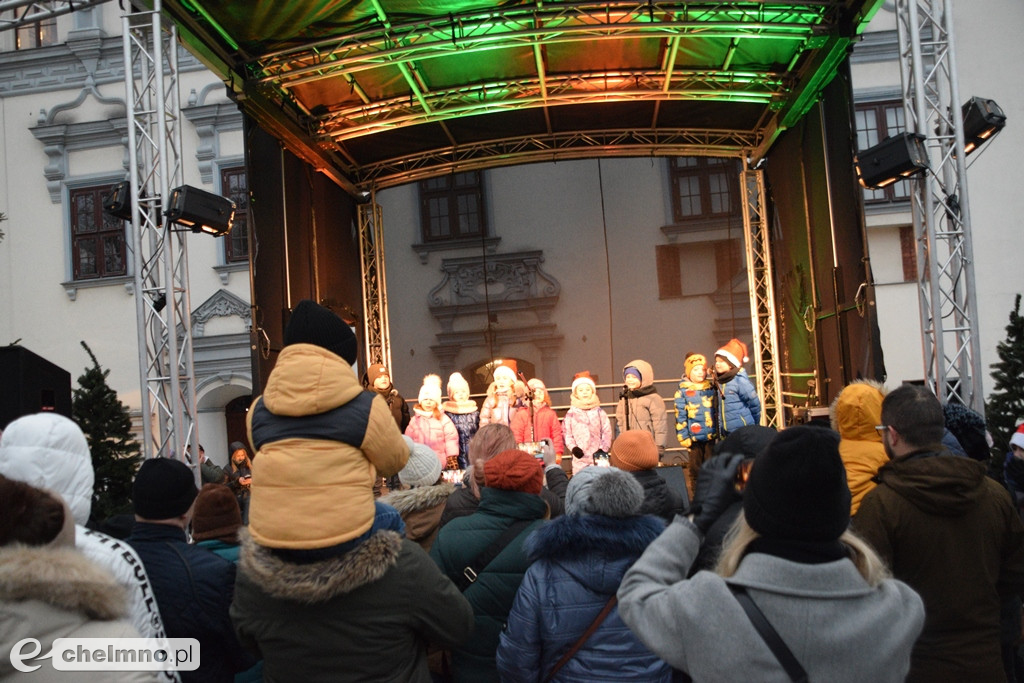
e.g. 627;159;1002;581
162;0;885;192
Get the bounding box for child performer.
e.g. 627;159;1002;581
443;372;480;470
615;359;668;453
510;378;564;464
405;374;460;470
479;362;525;428
563;371;612;474
712;339;762;438
674;352;716;497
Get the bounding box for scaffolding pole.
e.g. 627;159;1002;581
358;195;392;368
123;2;200;472
741;167;783;428
896;0;984;412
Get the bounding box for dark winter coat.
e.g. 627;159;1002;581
380;482;456;551
430;488;549;683
629;469;685;523
231;528;473;683
716;368;761;435
496;514;671;682
127;522;253;683
855;451;1024;682
439;466;567;527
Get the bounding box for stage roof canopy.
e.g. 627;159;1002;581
162;0;885;191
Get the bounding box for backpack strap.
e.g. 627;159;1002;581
728;584;809;683
454;519;533;592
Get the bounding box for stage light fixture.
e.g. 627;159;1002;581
855;132;929;189
961;97;1005;155
102;180;134;221
165;185;236;237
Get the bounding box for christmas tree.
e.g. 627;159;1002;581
987;294;1024;468
72;341;142;525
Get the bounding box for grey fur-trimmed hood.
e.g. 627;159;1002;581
238;527;403;604
0;545;127;621
380;482;455;516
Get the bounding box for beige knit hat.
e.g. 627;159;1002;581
609;430;660;472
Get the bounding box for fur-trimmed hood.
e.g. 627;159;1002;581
380;482;455;516
238;527;403;604
524;514;664;592
0;545;126;621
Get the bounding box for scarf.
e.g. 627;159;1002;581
571;392;601;410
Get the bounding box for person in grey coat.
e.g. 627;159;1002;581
617;426;925;683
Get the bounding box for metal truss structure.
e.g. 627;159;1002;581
358;196;392;368
122;4;200;466
740;168;782;428
895;0;983;412
0;0;108;33
356;127;758;189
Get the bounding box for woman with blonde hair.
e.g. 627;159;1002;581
618;426;925;683
438;423;567;526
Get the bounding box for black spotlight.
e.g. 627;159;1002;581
102;181;134;221
961;97;1006;155
165;185;236;237
855;132;929;189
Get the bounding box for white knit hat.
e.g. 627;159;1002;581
419;374;443;404
447;372;470;398
493;363;517;383
399;436;442;487
571;371;597;395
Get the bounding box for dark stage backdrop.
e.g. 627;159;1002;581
763;63;886;415
244;118;363;394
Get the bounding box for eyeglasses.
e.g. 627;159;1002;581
874;425;889;434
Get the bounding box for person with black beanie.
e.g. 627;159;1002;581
617;425;925;682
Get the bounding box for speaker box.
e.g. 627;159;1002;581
0;346;72;429
655;465;691;510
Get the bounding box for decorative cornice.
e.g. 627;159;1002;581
412;235;500;265
190;289;251;337
0;35;205;97
31;114;129;202
850;30;899;64
183;101;244;184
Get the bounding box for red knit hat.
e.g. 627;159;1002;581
716;338;750;369
484;449;544;495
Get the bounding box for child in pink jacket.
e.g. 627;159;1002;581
405;374;459;469
563;371;612;475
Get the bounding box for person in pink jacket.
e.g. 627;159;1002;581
510;378;564;464
405;374;460;469
563;371;612;474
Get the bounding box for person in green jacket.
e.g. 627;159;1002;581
430;448;550;683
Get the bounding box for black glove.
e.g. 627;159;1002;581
691;453;744;534
571;446;585;459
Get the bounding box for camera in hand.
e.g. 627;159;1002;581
518;439;549;459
